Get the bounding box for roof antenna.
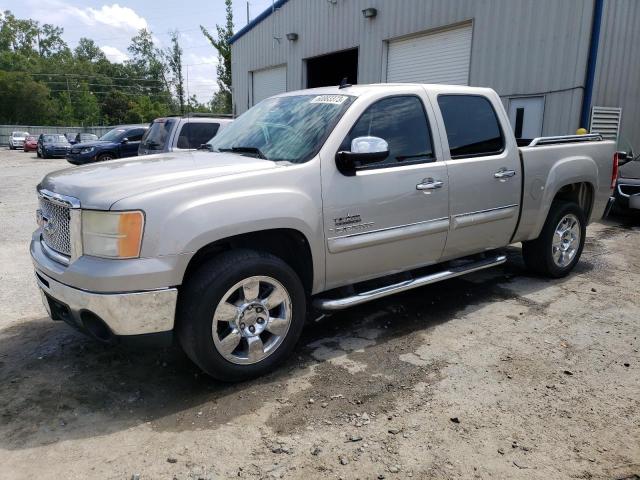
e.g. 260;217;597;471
339;77;352;89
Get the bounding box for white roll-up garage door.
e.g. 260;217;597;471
252;65;287;105
386;24;472;85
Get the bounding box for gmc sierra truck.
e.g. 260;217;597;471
32;84;619;381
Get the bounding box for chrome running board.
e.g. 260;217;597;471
313;254;507;311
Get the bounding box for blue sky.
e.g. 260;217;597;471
2;0;275;101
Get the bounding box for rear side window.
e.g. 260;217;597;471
340;96;434;168
126;128;146;142
437;95;504;159
177;122;220;149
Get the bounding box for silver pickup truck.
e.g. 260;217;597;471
31;84;618;381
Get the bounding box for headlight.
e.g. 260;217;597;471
80;146;95;154
82;210;144;259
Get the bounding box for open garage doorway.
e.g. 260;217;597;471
306;48;358;88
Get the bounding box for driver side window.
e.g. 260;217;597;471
340;96;435;168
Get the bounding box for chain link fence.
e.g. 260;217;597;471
1;125;116;146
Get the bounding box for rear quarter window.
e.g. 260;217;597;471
437;94;504;159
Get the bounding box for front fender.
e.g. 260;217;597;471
111;163;326;292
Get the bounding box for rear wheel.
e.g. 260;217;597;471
177;250;306;382
522;201;586;278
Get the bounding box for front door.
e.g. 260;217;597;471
433;93;521;260
321;92;449;290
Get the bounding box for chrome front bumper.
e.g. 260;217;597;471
35;269;177;336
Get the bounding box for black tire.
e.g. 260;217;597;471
36;150;41;158
522;201;586;278
176;249;306;382
97;153;114;162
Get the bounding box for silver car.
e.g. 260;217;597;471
9;131;29;150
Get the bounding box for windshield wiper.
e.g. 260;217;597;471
219;146;266;159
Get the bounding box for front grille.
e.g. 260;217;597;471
71;148;81;154
619;184;640;197
39;197;71;255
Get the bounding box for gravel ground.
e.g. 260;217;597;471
0;148;639;480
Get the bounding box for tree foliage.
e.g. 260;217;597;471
201;0;233;114
0;10;223;126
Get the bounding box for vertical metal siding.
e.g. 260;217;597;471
592;0;640;149
232;0;596;138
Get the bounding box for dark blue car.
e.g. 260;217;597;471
65;125;148;165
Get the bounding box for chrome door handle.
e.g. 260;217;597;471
494;169;516;179
416;178;444;190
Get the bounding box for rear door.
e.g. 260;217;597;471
322;90;449;289
431;92;521;260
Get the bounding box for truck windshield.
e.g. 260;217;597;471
141;119;175;150
209;94;354;163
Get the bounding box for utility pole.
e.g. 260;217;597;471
247;1;250;24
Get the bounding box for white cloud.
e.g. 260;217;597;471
29;1;148;32
82;4;148;31
100;45;128;63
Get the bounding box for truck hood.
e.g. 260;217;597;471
39;151;279;209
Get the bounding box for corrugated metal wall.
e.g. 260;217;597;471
231;0;596;137
592;0;640;150
0;125;113;146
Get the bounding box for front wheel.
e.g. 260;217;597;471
522;201;586;278
177;250;306;382
97;153;114;162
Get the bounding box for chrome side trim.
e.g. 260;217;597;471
41;236;70;266
452;204;518;230
35;269;177;335
528;134;602;147
313;254;507;311
327;217;450;254
37;188;81;209
69;209;83;261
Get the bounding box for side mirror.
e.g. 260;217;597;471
121;137;129;144
335;136;389;176
616;151;630;166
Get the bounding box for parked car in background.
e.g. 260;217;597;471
72;133;98;144
9;131;29;150
36;134;71;158
613;138;639;213
138;114;232;156
65;125;148;165
23;135;38;152
31;84;617;381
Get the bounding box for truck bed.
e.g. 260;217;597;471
512;134;616;243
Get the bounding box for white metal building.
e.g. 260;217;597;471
230;0;640;149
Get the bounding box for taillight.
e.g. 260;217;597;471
611;152;620;189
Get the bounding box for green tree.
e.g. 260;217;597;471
201;0;233;114
102;90;131;124
74;37;106;63
165;30;185;114
73;83;101;125
0;71;54;123
38;23;68;57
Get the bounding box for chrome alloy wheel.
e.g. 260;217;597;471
552;213;581;268
211;275;292;365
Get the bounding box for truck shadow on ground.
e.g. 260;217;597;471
0;239;612;450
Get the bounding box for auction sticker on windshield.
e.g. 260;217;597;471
310;95;349;105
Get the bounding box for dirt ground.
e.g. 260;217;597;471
0;148;638;480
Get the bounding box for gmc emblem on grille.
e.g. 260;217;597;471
36;209;55;235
